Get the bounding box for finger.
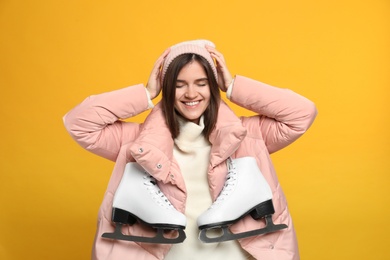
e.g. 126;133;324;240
154;48;171;67
210;53;227;70
150;48;170;77
160;48;171;59
159;47;171;59
206;45;225;61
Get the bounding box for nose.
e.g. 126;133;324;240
185;85;198;99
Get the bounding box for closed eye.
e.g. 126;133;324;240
196;79;208;87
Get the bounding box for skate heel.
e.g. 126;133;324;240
250;199;275;220
112;208;137;225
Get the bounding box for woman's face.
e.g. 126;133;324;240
174;60;211;124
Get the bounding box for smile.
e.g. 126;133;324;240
184;101;200;106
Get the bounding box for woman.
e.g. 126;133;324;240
64;40;317;260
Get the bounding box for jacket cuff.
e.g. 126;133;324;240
144;88;155;109
225;78;235;100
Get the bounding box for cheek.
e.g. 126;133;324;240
204;90;211;103
175;89;184;99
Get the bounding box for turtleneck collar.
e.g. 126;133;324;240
174;116;210;147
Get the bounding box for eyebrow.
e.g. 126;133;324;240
176;77;208;83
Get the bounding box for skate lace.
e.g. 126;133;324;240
210;158;237;208
143;174;174;210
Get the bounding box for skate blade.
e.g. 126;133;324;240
102;223;186;244
199;215;287;243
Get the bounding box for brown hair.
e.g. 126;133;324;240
161;54;220;139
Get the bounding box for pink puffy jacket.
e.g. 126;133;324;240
64;75;317;260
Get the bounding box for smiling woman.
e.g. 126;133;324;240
63;39;317;260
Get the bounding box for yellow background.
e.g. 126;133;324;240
1;0;389;259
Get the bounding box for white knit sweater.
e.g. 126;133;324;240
165;117;251;260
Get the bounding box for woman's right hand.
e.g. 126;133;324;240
205;45;233;92
146;48;170;99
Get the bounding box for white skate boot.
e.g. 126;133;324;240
102;162;187;244
197;157;287;243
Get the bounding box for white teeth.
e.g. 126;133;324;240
184;101;199;106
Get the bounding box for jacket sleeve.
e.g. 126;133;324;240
63;84;151;161
230;75;317;154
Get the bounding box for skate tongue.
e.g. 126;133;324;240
145;174;157;185
210;161;238;208
143;175;175;209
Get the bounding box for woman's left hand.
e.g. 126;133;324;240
206;45;233;92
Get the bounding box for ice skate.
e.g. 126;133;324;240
102;162;186;244
197;157;287;243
